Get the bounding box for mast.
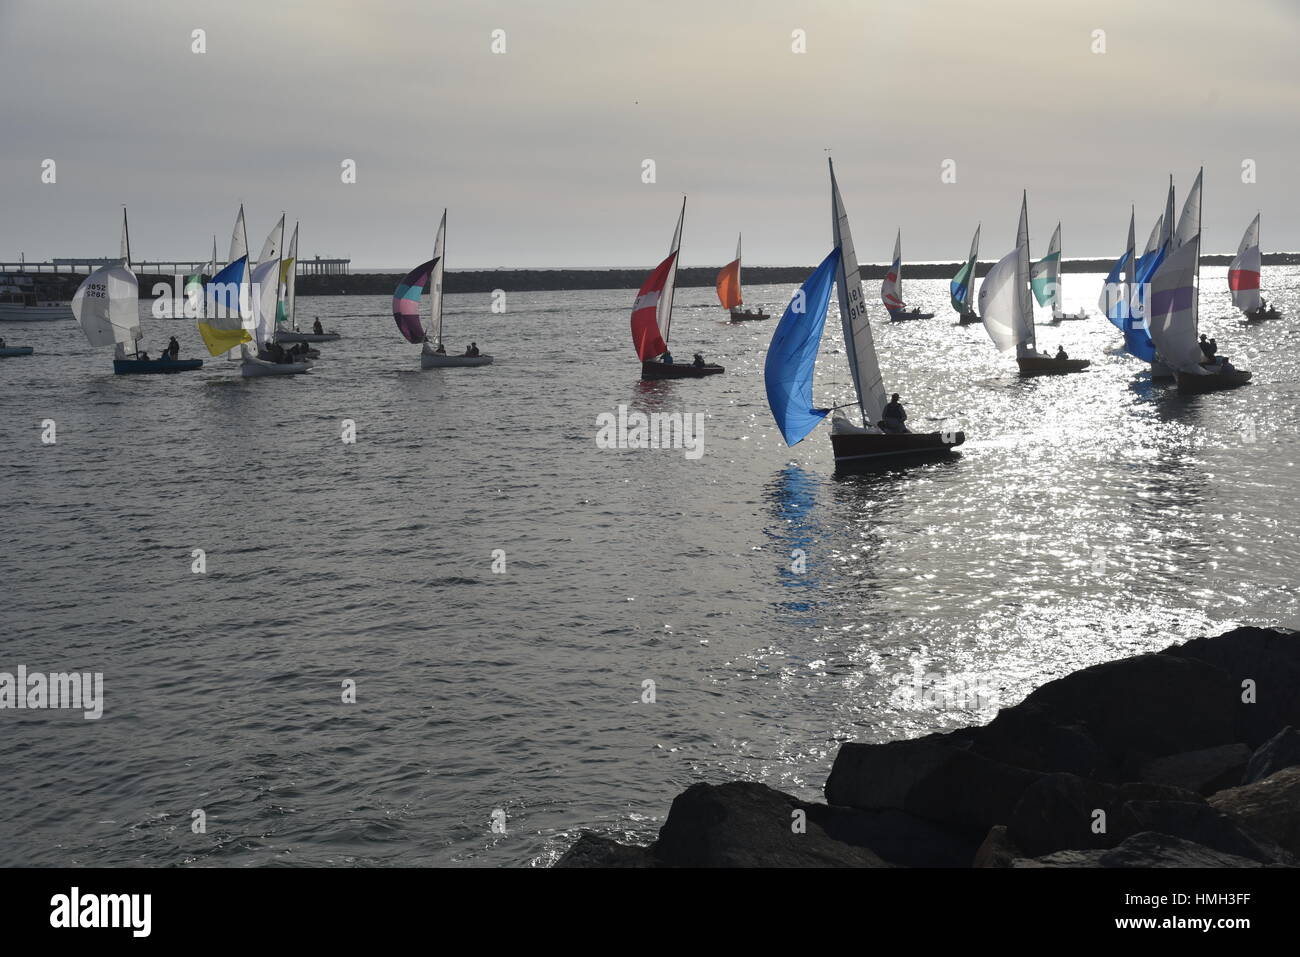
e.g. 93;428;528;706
122;206;132;268
1193;166;1203;334
289;220;299;331
736;233;742;306
663;195;685;345
434;209;446;343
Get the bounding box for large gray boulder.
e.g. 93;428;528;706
1007;772;1200;856
1017;832;1267;868
1164;626;1300;746
1010;653;1238;775
1243;726;1300;784
1208;766;1300;857
1138;744;1252;795
653;782;891;867
825;736;1041;840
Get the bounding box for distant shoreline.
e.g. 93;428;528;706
16;253;1300;298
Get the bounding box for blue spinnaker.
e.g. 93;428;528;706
764;248;840;446
1118;244;1165;363
1102;252;1130;333
206;256;247;314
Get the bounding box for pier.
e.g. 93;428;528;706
0;256;351;276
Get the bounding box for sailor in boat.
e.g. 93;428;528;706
434;341;446;355
693;352;705;369
1055;345;1069;360
1200;335;1218;362
312;317;324;335
464;342;480;357
166;336;180;360
661;350;674;364
880;393;910;434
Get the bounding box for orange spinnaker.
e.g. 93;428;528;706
715;258;742;309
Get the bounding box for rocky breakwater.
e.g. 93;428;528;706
556;626;1300;867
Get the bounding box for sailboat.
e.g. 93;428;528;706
951;225;981;324
240;214;309;377
1148;168;1251;394
764;159;963;469
1230;214;1277;322
0;344;34;357
392;211;492;368
72;208;202;375
882;230;933;321
1034;223;1088;321
1099;206;1156;367
633;197;724;379
979;192;1089;376
717;234;769;321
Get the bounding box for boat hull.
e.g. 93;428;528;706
1176;368;1252;394
956;311;981;325
1049;312;1090;323
0;346;34;357
259;347;318;361
1016;356;1091;376
0;303;70;321
421;353;494;368
240;358;310;377
640;360;724;380
729;309;770;322
831;429;965;466
275;331;340;343
887;309;934;322
1243;308;1280;323
112;358;203;375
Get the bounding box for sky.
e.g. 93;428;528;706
1;0;1297;269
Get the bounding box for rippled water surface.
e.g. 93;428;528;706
2;268;1298;866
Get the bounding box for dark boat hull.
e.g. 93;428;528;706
640;361;725;380
1016;356;1091;376
956;311;980;325
830;429;965;466
1176;368;1252;394
888;309;934;322
729;309;770;322
1243;309;1280;323
113;358;203;375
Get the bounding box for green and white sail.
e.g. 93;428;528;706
950;224;980;312
1030;222;1061;312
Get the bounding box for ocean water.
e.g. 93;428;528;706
1;268;1297;867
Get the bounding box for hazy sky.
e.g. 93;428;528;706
2;0;1297;269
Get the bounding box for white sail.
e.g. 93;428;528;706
1143;216;1162;256
72;264;140;349
1031;222;1062;314
250;258;280;349
829;159;885;427
1015;192;1036;351
881;229;904;310
1147;237;1204;373
430;210;447;345
659;197;685;344
283;222;299;329
978;247;1029;355
257;214;284;267
119;208;130;265
1160;177;1175;250
1174;168;1202;249
1229;213;1261;313
229;204;247;264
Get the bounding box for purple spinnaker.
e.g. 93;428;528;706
392;257;439;343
